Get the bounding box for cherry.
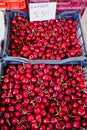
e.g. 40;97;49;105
73;102;78;108
14;73;20;80
14;84;20;89
36;114;41;122
47;113;51;119
78;106;85;116
11;117;18;125
27;84;34;91
16;94;23;100
51;117;57;124
27;114;34;122
47;124;53;130
5;98;11;104
43;118;49;124
40;109;46;117
4;77;9;83
2;84;8;90
14;111;20;117
34;107;40;114
1;126;9;130
65;123;72;129
49;107;55;114
15;103;22;111
63;115;69;122
73;121;80;129
16;125;23;130
0;106;5;112
13;89;19;95
31;121;38;129
8;106;14;112
74;116;81;121
82;122;87;127
39;125;46;130
36;96;42;103
0;118;4;125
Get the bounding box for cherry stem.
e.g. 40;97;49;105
40;88;49;94
19;106;24;112
0;112;2;116
6;119;11;126
0;74;10;78
6;96;13;98
30;100;35;107
36;122;41;128
22;111;30;115
30;120;36;124
69;115;76;118
17;122;26;129
7;50;10;54
84;105;87;107
56;120;60;125
62;125;65;130
20;124;26;129
37;81;43;86
0;90;7;93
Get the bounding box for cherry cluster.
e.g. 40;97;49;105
0;63;87;130
9;16;82;59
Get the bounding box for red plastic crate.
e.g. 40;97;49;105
28;0;87;16
0;0;26;9
56;0;87;15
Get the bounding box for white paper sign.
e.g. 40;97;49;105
29;2;57;21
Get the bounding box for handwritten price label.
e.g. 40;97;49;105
29;2;57;21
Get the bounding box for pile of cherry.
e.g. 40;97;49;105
0;63;87;130
9;16;82;59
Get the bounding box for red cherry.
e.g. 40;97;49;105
27;114;34;122
73;121;80;129
78;107;85;116
0;118;4;125
49;107;55;114
11;117;18;125
43;118;49;124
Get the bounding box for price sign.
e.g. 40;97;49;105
29;2;57;21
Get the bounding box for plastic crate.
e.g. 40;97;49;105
56;0;87;16
0;56;87;129
3;10;87;60
28;0;87;16
0;0;26;9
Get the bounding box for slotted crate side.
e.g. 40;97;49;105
0;56;87;93
3;10;87;58
0;56;87;77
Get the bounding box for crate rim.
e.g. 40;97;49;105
1;56;87;65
